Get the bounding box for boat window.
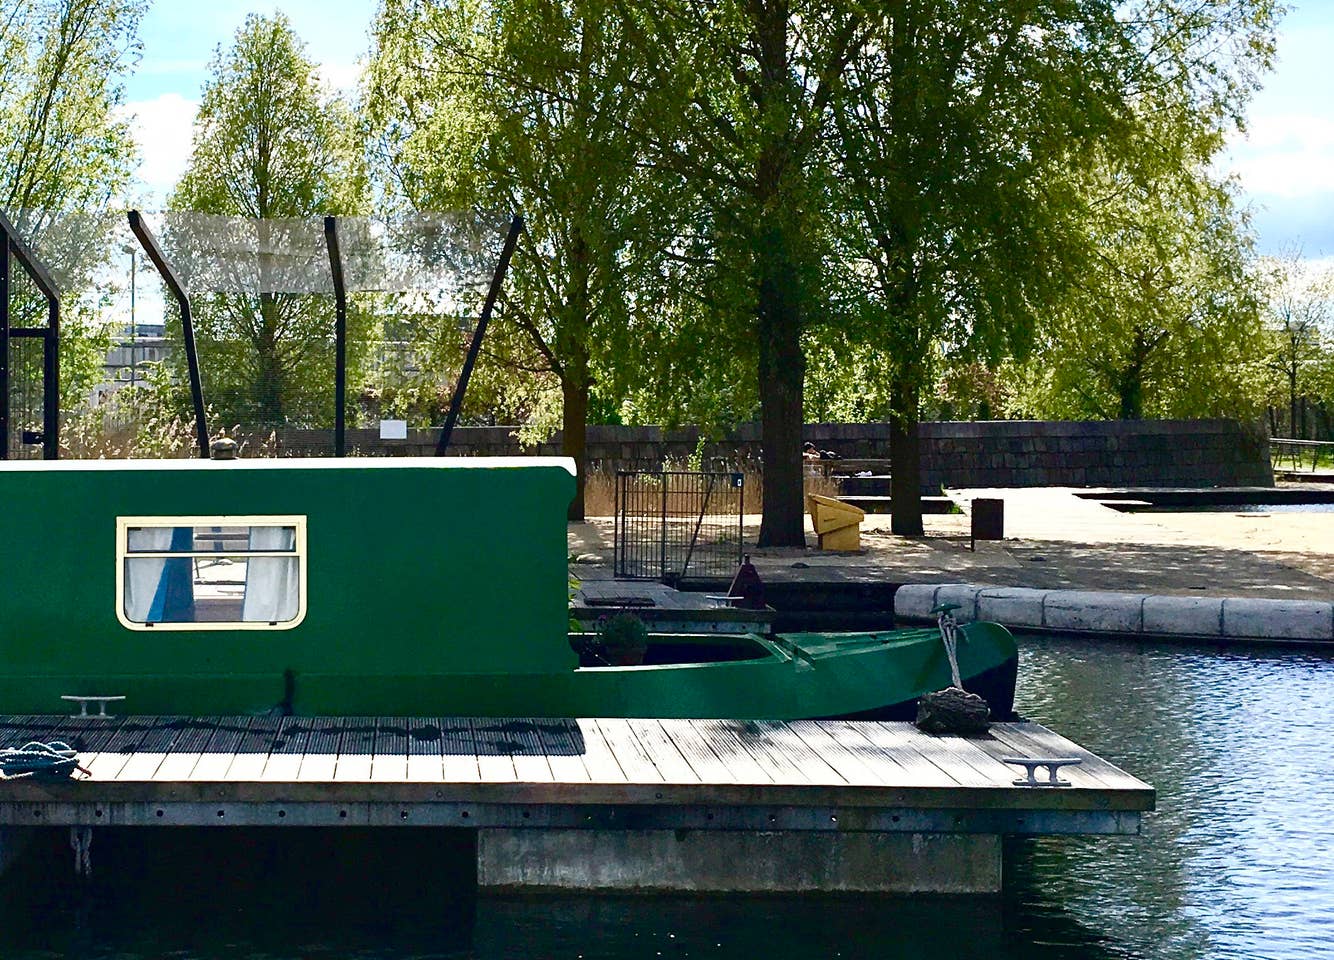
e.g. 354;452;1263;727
116;516;306;631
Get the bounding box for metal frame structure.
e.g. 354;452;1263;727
436;213;525;455
128;210;210;458
324;216;349;457
0;208;60;460
614;471;745;582
0;209;521;462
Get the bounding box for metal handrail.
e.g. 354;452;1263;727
1270;438;1334;471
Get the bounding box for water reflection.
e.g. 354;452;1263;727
1013;637;1334;960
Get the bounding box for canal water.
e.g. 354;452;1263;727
0;636;1329;959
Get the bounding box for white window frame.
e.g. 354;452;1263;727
115;515;308;632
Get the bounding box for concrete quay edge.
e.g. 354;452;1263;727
894;583;1334;645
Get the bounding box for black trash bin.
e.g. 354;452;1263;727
971;498;1004;551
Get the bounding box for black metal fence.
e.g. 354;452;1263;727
614;471;744;582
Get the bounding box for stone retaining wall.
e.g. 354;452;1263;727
256;418;1271;490
895;583;1332;644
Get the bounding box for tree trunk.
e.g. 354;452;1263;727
255;293;283;425
890;374;923;536
1289;368;1297;438
752;0;805;549
562;370;589;522
1117;371;1143;420
562;230;592;522
755;223;806;547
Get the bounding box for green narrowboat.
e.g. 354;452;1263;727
0;456;1016;719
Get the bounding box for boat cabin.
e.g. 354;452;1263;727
0;457;575;715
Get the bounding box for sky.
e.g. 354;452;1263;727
119;0;1333;255
119;0;375;207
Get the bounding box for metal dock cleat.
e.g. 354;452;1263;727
1003;756;1082;787
61;695;126;719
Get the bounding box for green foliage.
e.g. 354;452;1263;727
1260;253;1334;436
0;0;144;420
63;361;204;458
617;0;861;543
367;0;676;480
1010;165;1267;422
170;13;369;429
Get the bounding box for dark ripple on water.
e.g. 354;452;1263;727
0;638;1330;959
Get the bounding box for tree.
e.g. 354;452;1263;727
1011;165;1266;425
830;0;1277;533
1261;253;1334;439
617;0;865;545
367;0;673;519
0;0;145;414
171;13;367;430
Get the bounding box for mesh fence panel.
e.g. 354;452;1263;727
614;472;745;582
22;210;512;456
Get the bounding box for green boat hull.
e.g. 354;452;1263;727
0;623;1017;720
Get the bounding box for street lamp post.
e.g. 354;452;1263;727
122;245;137;391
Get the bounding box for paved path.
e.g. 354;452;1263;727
570;484;1334;600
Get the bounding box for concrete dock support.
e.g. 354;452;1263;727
476;829;1002;894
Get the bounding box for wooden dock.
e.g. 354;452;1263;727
0;715;1153;894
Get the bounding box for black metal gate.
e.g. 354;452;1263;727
614;471;744;582
0;210;59;460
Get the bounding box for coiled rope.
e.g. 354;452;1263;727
0;741;88;780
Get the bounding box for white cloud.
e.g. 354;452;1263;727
317;60;362;95
1226;114;1334;199
116;93;199;204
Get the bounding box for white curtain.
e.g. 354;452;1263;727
123;527;174;622
241;526;299;623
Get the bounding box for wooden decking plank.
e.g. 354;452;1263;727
116;718;191;781
61;717;129;775
593;719;663;783
188;718;256;781
223;715;284;781
687;720;776;785
787;721;891;787
534;719;591;783
828;721;960;788
154;720;228;781
712;720;812;786
332;718;377;782
115;718;192;781
260;718;314;782
67;717;138;756
438;717;482;783
751;721;849;785
468;719;519;783
0;716;62;749
79;718;146;780
623;719;700;783
294;717;342;782
403;718;445;783
982;723;1131;789
903;728;1020;789
572;718;628;783
370;719;410;782
657;718;740;784
498;720;556;784
1010;722;1148;786
967;726;1111;791
877;724;997;788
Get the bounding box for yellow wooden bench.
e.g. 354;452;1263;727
806;494;865;551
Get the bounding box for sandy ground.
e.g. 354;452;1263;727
568;484;1334;599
